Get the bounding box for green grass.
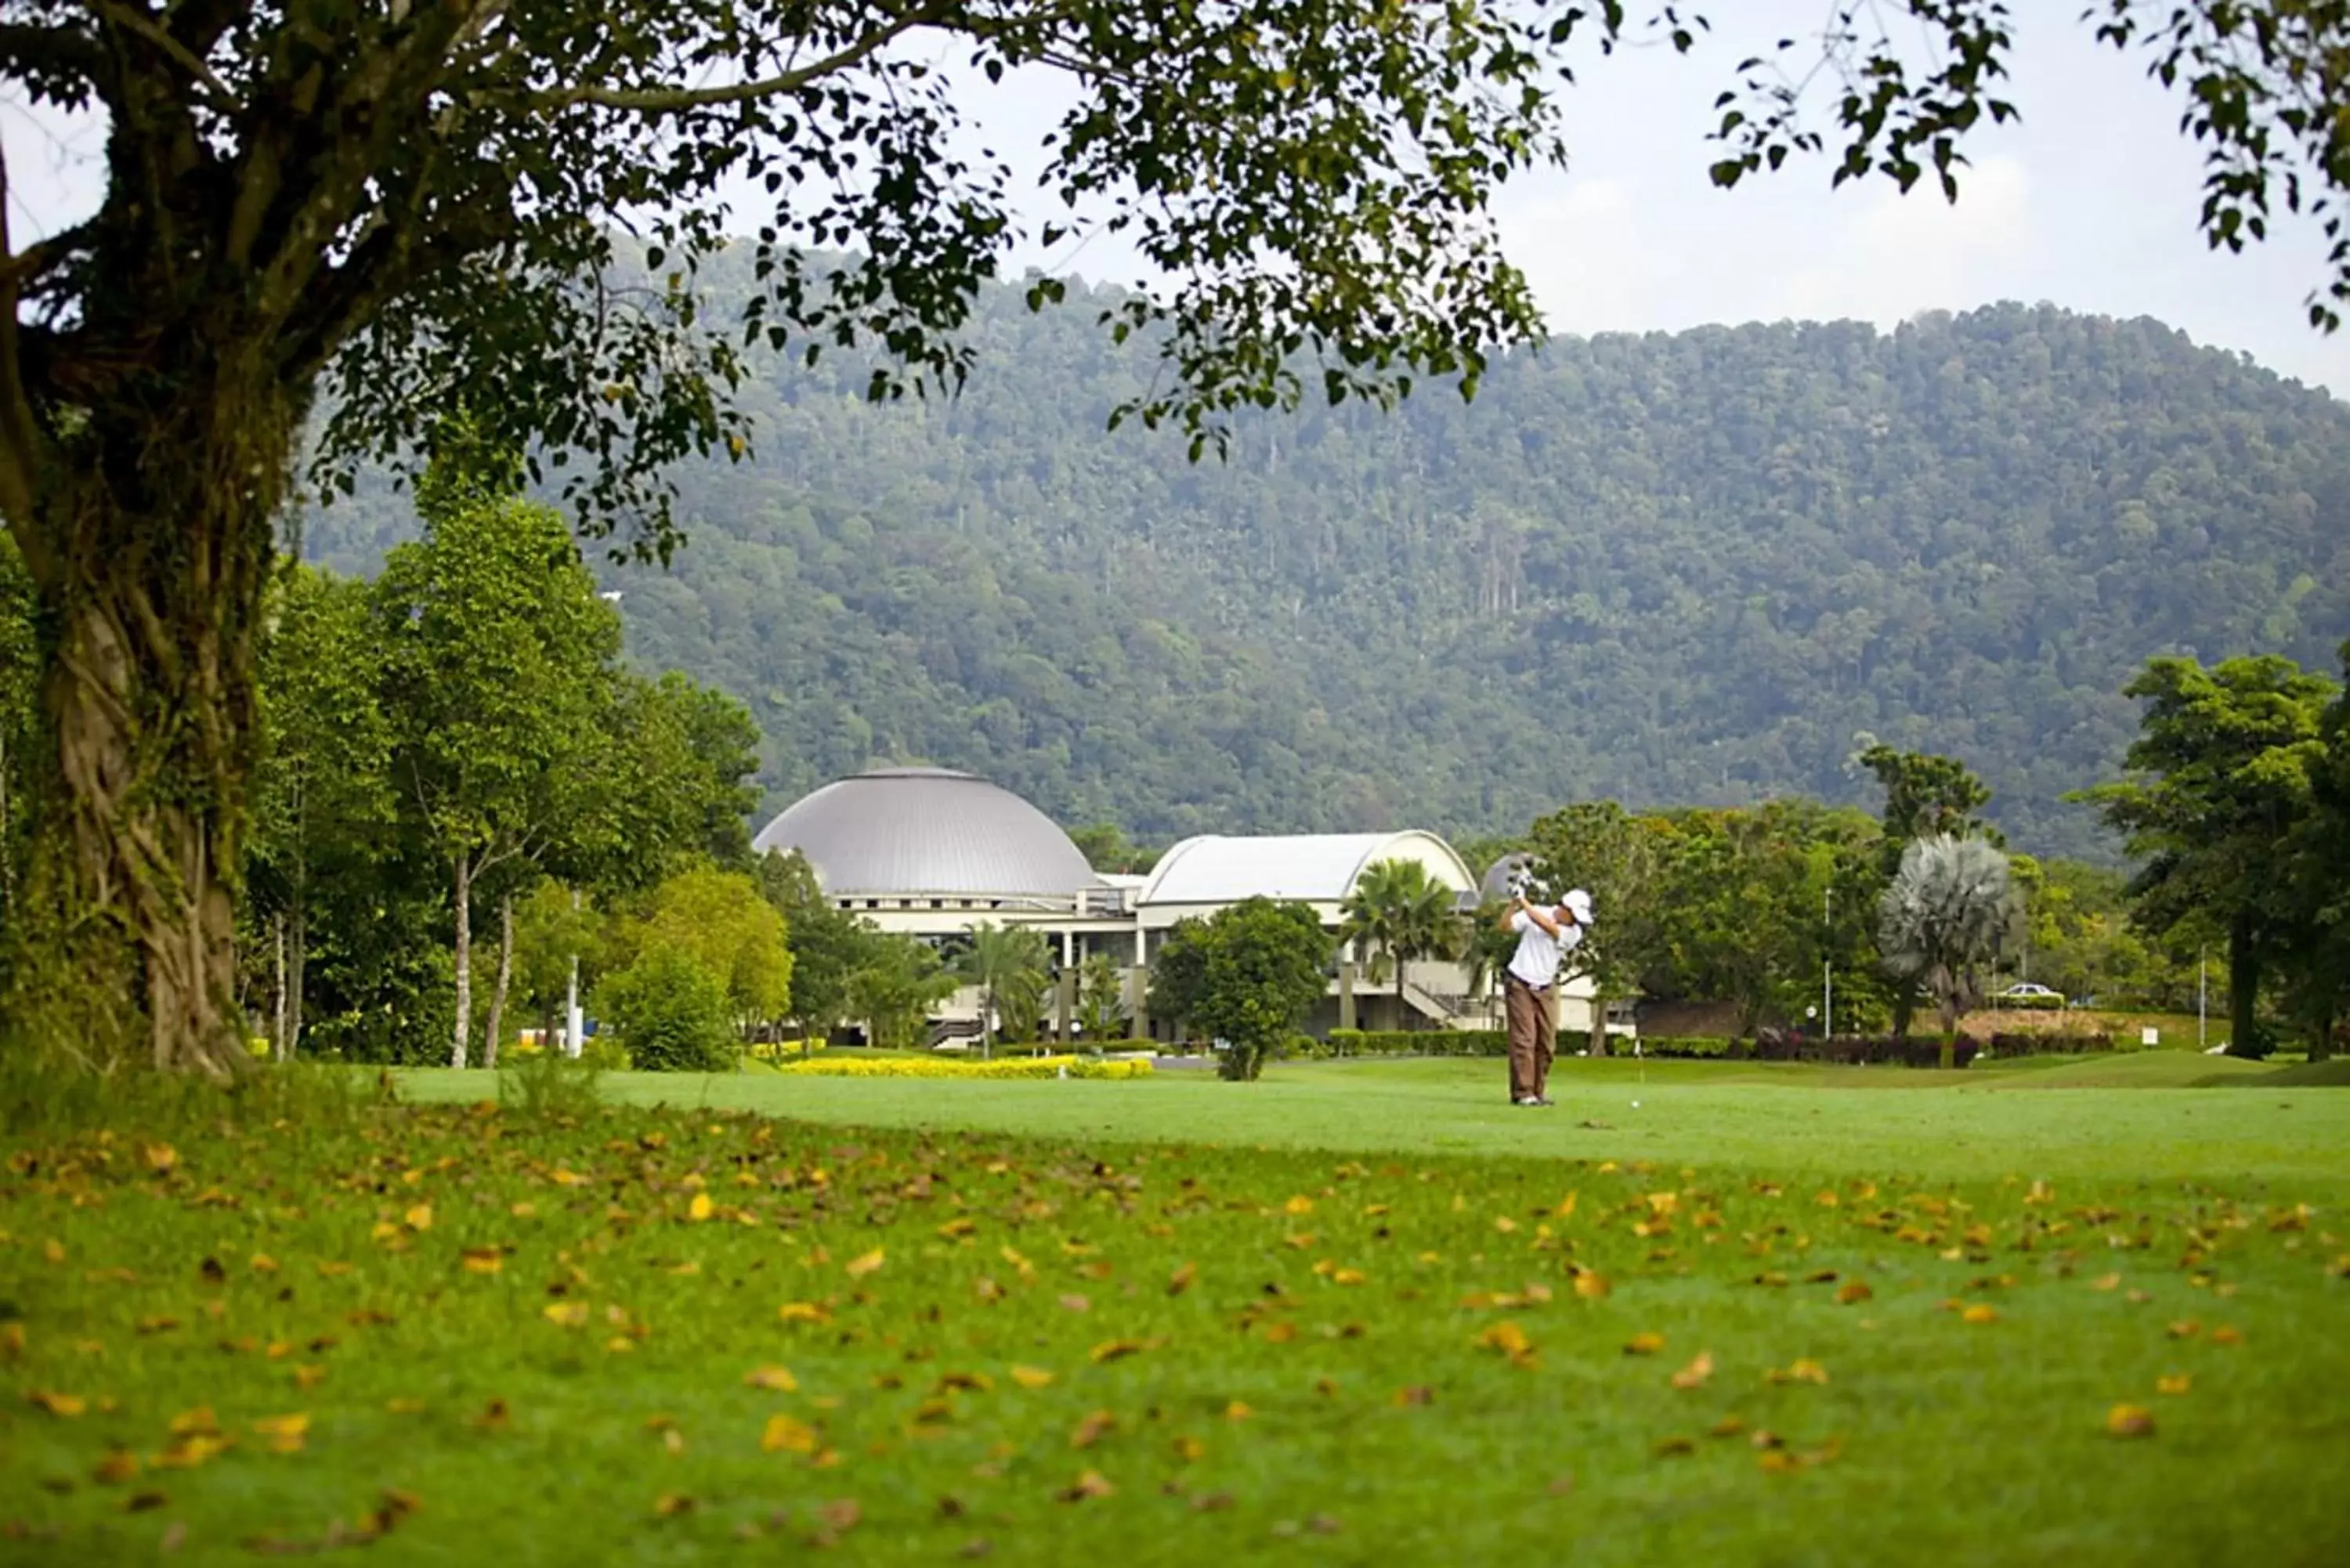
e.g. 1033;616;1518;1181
2;1058;2345;1566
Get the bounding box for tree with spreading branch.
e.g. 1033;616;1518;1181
2;2;2347;1074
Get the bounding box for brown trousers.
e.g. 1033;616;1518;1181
1504;976;1553;1102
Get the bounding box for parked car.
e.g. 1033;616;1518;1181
1996;983;2063;1007
1997;983;2060;999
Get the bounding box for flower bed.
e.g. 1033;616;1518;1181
768;1053;1153;1080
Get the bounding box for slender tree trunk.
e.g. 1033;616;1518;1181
451;851;473;1068
483;891;515;1070
287;904;306;1059
2225;912;2261;1057
9;434;278;1076
272;913;287;1063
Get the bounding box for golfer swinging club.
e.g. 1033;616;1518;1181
1499;883;1591;1107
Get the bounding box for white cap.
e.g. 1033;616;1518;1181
1563;888;1595;925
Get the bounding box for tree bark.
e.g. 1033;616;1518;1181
9;427;279;1077
2225;911;2262;1057
483;890;514;1069
451;851;473;1068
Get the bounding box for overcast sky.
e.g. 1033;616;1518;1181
5;5;2342;397
962;4;2350;398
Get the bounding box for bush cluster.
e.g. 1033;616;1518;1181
1317;1029;1508;1058
1993;992;2067;1011
1256;1028;2011;1068
1985;1030;2120;1057
768;1054;1152;1080
593;947;737;1072
1750;1032;1983;1068
745;1039;831;1060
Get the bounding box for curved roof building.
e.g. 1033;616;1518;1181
1137;831;1475;922
751;767;1098;900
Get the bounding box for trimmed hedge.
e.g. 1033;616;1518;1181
1992;993;2066;1011
1282;1028;1985;1068
1318;1029;1508;1058
1986;1030;2118;1057
1629;1035;1739;1059
1751;1031;1982;1068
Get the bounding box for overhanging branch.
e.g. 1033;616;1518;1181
525;5;942;114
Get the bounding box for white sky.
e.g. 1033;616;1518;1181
6;5;2342;396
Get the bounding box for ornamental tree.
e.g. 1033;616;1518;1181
2;2;2346;1074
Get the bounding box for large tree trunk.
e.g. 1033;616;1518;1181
2225;912;2262;1058
483;891;514;1070
6;429;279;1077
451;852;473;1068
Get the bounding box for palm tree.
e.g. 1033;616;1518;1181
846;935;960;1050
1340;859;1461;1030
1878;835;2020;1039
957;923;1051;1060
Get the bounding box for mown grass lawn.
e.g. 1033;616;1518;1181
2;1058;2345;1566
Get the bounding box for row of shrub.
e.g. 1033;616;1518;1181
1984;1030;2120;1056
1297;1028;1987;1068
1312;1029;1509;1058
1994;993;2067;1011
1749;1031;1983;1068
766;1053;1153;1080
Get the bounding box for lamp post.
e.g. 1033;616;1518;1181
1821;886;1834;1039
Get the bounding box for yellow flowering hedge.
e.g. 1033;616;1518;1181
768;1053;1153;1080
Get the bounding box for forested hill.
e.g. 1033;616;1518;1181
303;279;2350;862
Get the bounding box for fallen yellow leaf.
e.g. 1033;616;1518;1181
1225;1400;1253;1422
2157;1374;2192;1396
653;1493;694;1516
779;1302;830;1324
144;1143;178;1174
1962;1304;1999;1324
1010;1366;1056;1389
1670;1353;1716;1390
2106;1404;2156;1439
1058;1469;1114;1502
745;1365;799;1393
27;1389;85;1417
844;1248;886;1280
687;1193;713;1223
761;1414;819;1454
460;1248;502;1274
2092;1273;2122;1291
403;1203;432;1231
1836;1281;1874;1306
1168;1261;1197;1296
1572;1270;1611;1300
542;1302;590;1328
1071;1410;1117;1448
1624;1332;1667;1357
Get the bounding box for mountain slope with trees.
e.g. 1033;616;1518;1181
304;284;2350;862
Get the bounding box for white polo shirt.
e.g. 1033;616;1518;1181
1506;909;1583;990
